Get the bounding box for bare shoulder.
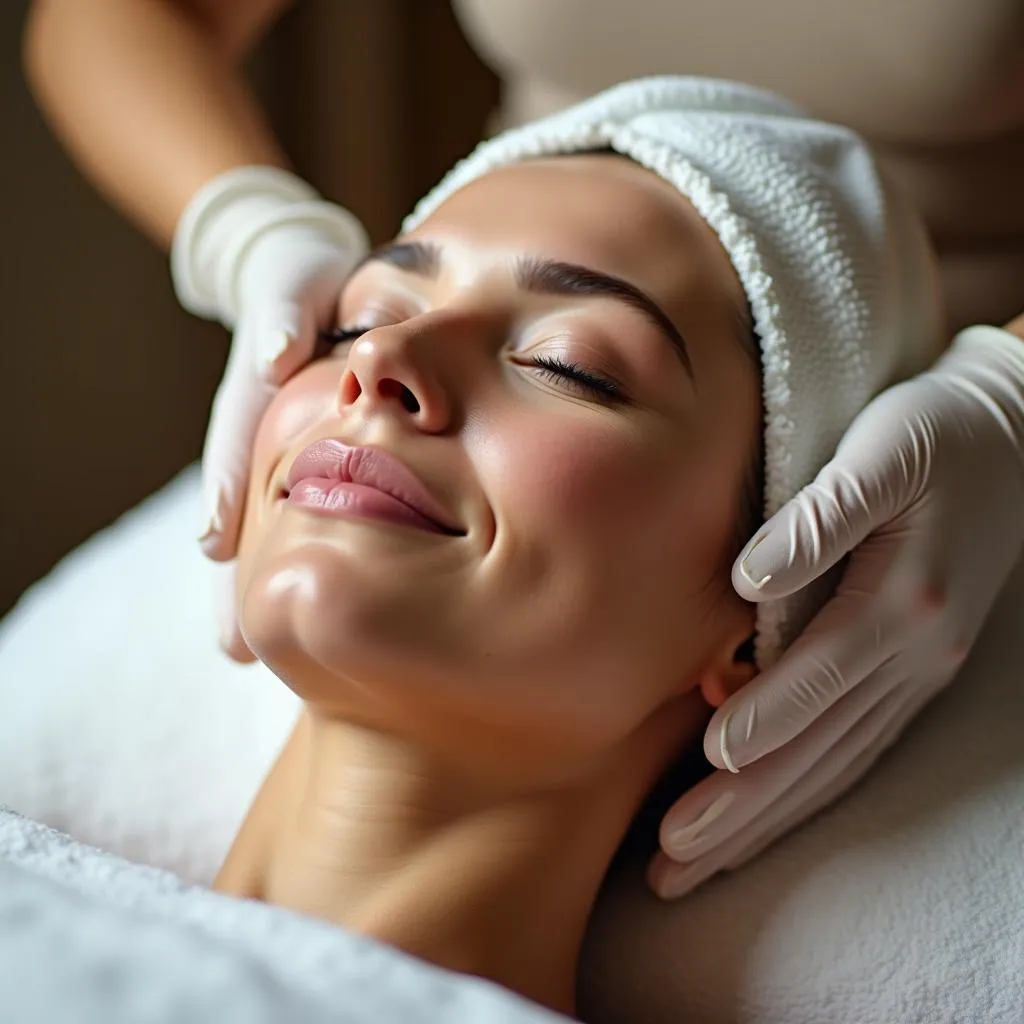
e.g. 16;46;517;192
212;708;312;898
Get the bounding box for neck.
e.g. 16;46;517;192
261;696;707;1019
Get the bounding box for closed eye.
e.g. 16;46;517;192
314;326;371;359
529;354;625;402
316;327;626;403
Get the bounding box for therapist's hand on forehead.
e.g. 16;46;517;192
25;0;1024;901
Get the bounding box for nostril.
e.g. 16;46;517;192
378;378;420;414
340;371;362;406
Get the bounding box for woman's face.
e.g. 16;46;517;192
236;154;761;773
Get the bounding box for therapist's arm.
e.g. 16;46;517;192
23;0;294;248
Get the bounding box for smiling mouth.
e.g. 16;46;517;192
277;440;466;537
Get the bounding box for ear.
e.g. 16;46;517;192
697;629;757;709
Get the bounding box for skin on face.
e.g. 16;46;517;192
234;153;761;792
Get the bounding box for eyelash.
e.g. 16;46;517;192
316;327;625;402
528;354;624;401
316;326;370;357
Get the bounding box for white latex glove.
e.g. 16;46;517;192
171;167;368;657
649;322;1024;900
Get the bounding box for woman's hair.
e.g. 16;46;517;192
732;295;765;562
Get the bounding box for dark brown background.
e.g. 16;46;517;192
0;1;500;617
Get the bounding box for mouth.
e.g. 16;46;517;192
280;439;465;537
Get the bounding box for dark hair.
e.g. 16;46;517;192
731;295;765;563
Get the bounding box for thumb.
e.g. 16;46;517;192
257;301;319;385
215;561;256;664
199;317;278;562
733;458;893;602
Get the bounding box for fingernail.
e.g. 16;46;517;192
219;621;241;656
198;498;224;551
215;566;242;654
739;533;774;590
260;329;293;377
198;515;221;547
667;792;736;857
719;709;740;773
657;864;698;901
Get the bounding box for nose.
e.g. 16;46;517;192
338;320;452;432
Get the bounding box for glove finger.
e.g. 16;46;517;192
650;728;887;898
666;653;906;862
732;436;912;603
214;561;256;664
200;325;277;562
693;678;937;873
704;579;910;769
716;496;949;771
692;680;937;882
651;680;926;899
257;301;320;386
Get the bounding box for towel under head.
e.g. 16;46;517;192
404;76;943;669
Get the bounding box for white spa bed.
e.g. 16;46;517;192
0;464;1022;1023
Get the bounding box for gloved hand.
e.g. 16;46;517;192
649;321;1024;900
171;167;368;657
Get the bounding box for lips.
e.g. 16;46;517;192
283;439;464;536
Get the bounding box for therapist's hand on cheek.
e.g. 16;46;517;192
172;168;370;660
652;315;1024;900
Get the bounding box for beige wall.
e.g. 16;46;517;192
0;1;498;617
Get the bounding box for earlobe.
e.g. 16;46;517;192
698;672;729;709
698;634;757;708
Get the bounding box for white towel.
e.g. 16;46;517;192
0;807;569;1024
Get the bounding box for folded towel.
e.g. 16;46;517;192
0;807;570;1024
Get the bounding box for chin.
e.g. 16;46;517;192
237;538;456;718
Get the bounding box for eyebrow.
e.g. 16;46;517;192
353;241;695;380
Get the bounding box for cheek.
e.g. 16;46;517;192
255;361;342;462
238;361;344;573
464;407;717;742
474;406;723;564
474;408;646;534
468;402;744;636
470;402;709;606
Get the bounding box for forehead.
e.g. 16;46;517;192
408;154;745;335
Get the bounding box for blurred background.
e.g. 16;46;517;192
0;1;500;617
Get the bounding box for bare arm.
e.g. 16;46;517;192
23;0;295;247
1005;310;1024;341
